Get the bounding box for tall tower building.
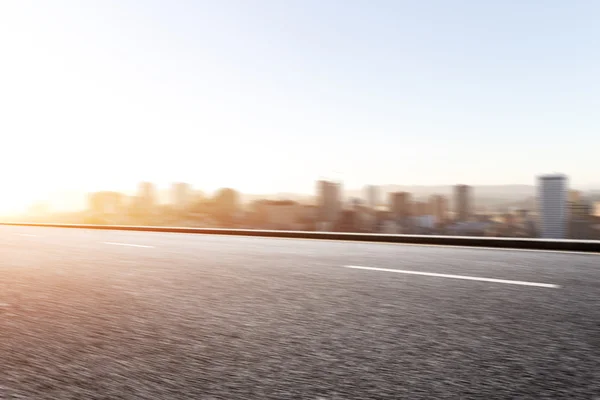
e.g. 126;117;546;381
429;194;448;223
454;184;472;222
317;180;342;223
537;174;568;239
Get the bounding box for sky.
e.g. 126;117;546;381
1;0;599;213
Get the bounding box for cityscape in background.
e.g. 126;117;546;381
10;174;600;240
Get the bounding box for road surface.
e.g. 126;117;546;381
1;225;599;399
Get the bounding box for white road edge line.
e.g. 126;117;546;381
16;233;37;237
344;265;561;289
103;242;155;248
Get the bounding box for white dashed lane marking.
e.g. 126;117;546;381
103;242;155;248
344;265;561;289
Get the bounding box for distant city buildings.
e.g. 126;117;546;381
537;174;568;239
454;184;472;222
40;173;599;239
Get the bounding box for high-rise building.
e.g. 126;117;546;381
537;174;568;239
317;180;342;223
389;192;412;220
171;182;192;209
429;194;448;223
454;184;472;221
365;185;378;210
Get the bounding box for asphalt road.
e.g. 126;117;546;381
1;226;599;399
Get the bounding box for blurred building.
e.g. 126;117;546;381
214;188;240;223
389;192;412;220
171;182;192;210
515;209;536;237
454;184;472;222
347;200;377;232
252;200;301;230
569;199;591;239
413;201;428;216
429;194;448;223
336;210;357;232
569;200;590;221
365;185;379;210
298;204;319;230
317;180;342;225
537;174;568;239
569;190;582;203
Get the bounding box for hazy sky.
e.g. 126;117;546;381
1;1;599;212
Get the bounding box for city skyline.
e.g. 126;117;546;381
18;174;597;239
12;173;600;239
2;1;600;214
5;177;600;216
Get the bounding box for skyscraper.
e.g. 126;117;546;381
454;184;472;222
317;180;342;223
428;194;448;223
537;174;568;239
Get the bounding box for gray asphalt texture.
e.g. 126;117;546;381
1;226;599;399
